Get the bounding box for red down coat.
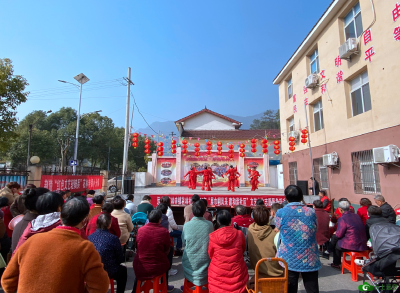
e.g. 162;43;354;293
208;226;248;293
133;222;170;280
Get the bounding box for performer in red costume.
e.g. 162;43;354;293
184;166;198;190
197;166;212;191
224;165;238;192
248;166;261;191
207;168;216;188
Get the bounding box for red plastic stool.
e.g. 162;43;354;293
341;251;370;282
182;279;209;293
170;236;175;256
110;278;115;293
135;273;167;293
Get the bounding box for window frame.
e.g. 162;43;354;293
313;100;324;132
313;158;329;190
351;150;381;194
350;71;371;117
289;162;298;185
288;117;295;132
310;49;319;74
287;78;293;99
344;3;363;40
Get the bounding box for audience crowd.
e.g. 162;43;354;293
0;180;397;293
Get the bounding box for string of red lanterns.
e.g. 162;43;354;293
171;139;177;155
239;143;245;158
132;132;139;148
228;144;234;160
206;141;213;156
289;136;296;152
217;142;223;156
261;138;268;154
250;138;257;155
157;141;163;157
194;142;200;157
274;140;280;156
181;139;188;155
301;129;308;145
144;138;151;155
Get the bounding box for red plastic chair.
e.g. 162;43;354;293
341;251;370;282
182;279;209;293
135;273;167;293
110;278;115;293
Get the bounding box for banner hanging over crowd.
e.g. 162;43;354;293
40;175;103;192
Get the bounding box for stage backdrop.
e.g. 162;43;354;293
40;175;103;192
244;158;264;187
156;158;176;187
181;152;239;187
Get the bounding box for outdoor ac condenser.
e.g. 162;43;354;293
305;74;319;89
322;152;338;167
373;145;400;164
339;38;358;59
288;131;299;142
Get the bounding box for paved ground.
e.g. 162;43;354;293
117;251;363;293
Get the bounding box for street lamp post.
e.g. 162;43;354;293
59;73;89;174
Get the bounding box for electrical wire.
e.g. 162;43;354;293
29;78;124;93
27;95;126;101
28;84;125;98
130;92;158;135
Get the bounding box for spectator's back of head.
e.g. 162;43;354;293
113;197;125;210
92;194;105;205
235;205;247;216
201;199;208;207
101;202;114;213
319;190;327;196
284;185;303;203
368;205;382;216
6;182;20;190
96;213;111;230
160;196;171;207
156;203;168;215
374;194;385;203
217;210;232;227
87;190;95;196
192;194;200;203
127;194;134;201
0;197;9;208
22;187;49;211
148;209;162;223
142;195;151;202
313;200;323;209
271;202;283;212
192;200;206;217
61;197;90;227
36;192;64;215
338;200;350;212
253;205;270;226
360;198;372;207
256;199;265;206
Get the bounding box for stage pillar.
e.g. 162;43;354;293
264;154;270;187
151;152;157;186
239;155;245;187
176;147;181;186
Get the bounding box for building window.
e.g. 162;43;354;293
313;158;329;189
350;71;371;117
287;78;293;99
310;49;319;74
289;162;298;185
313;100;324;132
344;3;363;40
288;117;295;132
351;150;381;194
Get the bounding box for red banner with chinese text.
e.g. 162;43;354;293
151;194;284;208
40;175;103;192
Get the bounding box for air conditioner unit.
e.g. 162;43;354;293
323;152;339;167
287;131;299;142
339;38;358;59
305;74;319;89
373;145;400;164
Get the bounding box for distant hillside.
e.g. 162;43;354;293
136;112;264;135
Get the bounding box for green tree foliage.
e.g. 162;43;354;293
0;58;29;151
250;109;280;130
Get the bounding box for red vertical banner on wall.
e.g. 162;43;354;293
40;175;103;192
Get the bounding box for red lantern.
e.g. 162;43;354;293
195;147;200;152
228;149;234;154
301;138;307;144
171;149;177;155
251;143;257;148
132;142;138;148
251;148;257;153
217;142;222;147
262;148;268;154
194;143;200;148
133;132;139;137
262;143;268;148
171;144;177;149
132;137;138;143
206;146;212;151
228;144;234;149
158;142;164;147
240;153;245;158
229;154;234;160
289;146;295;152
144;149;151;155
301;129;309;135
195;152;200;157
182;144;188;149
217;146;222;151
157;151;163;156
239;148;245;153
207;150;212;155
207;141;212;146
217;151;222;156
144;144;151;149
289;136;295;142
182;139;188;144
171;139;176;144
262;139;268;144
239;143;245;148
144;139;151;144
274;145;280;150
251;138;257;144
157;146;163;152
301;134;307;139
274;150;280;155
289;141;295;146
182;149;187;155
274;140;280;145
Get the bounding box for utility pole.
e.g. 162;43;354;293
122;67;132;194
169;132;176;138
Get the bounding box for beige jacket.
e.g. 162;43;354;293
111;209;133;244
0;187;16;205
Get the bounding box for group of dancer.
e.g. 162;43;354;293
184;165;261;192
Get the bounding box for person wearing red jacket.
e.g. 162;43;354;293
235;167;241;188
231;205;254;228
357;198;372;225
225;165;238;192
208;210;248;293
319;190;331;213
86;202;121;238
197;167;212;191
184;167;198;190
248;166;260;191
207;168;216;188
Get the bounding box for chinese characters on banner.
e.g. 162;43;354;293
40;175;103;192
153;194;285;208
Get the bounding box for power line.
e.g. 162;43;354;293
28;84;125;98
29;78;124;93
27;95;126;101
130;92;158;135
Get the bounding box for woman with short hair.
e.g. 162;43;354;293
0;182;21;205
357;198;372;225
208;210;248;293
111;197;133;245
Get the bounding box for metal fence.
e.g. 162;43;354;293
0;167;29;189
351;150;381;194
42;166;102;176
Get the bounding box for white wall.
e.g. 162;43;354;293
277;164;284;189
269;166;278;188
183;112;235;130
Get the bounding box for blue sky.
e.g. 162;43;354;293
2;0;331;131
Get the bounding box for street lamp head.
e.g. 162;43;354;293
46;110;52;114
95;110;102;113
30;156;40;164
74;73;89;85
